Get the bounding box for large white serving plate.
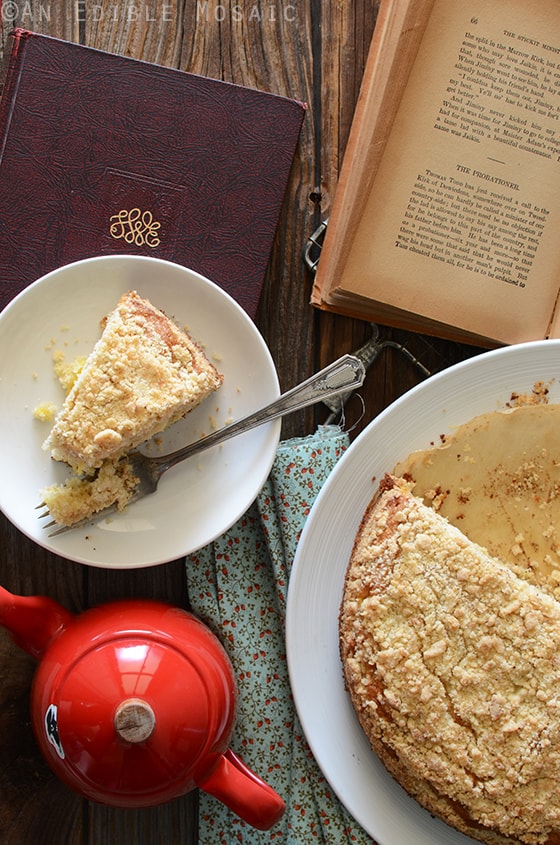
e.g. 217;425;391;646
0;255;280;568
286;339;560;845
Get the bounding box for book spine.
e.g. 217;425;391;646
0;29;32;164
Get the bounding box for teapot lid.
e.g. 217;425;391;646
36;630;236;806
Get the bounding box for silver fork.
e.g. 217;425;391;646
37;354;365;536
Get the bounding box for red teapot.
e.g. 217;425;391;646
0;586;285;829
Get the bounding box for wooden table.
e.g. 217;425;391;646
0;3;482;842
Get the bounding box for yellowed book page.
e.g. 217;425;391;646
338;0;560;344
312;0;433;304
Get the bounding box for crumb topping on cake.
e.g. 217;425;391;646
340;474;560;845
43;291;223;470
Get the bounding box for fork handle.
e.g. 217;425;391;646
159;354;365;472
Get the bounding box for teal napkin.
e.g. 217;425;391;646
185;425;374;845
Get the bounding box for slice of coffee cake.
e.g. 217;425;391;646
43;291;223;470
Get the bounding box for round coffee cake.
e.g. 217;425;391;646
340;474;560;845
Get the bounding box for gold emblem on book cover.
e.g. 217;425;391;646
109;209;161;248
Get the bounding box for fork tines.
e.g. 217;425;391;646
35;502;58;531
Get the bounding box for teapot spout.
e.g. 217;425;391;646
0;586;73;659
197;748;285;830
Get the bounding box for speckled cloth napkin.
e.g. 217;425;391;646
185;425;374;845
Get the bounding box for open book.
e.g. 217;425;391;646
312;0;560;346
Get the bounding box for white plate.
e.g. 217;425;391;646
286;339;560;845
0;255;280;568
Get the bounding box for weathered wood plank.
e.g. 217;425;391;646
0;1;80;52
83;1;184;65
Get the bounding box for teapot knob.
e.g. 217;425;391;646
114;698;155;744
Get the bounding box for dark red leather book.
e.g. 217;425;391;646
0;29;306;316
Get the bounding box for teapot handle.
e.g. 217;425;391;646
197;748;285;830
